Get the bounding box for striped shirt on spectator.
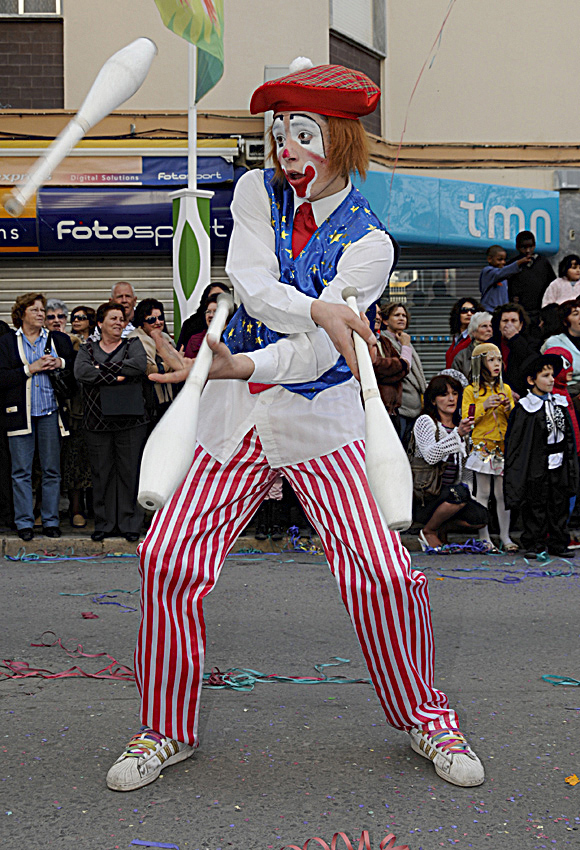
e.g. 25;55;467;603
17;327;58;417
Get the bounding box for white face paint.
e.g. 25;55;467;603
271;111;341;200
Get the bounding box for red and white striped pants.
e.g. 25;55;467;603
135;429;457;746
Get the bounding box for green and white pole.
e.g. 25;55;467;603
170;43;214;337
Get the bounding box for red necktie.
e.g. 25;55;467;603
292;202;317;258
249;203;318;394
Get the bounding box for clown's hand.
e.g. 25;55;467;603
206;334;255;380
311;299;377;380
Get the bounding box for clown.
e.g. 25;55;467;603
106;61;485;792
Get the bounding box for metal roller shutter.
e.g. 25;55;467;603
0;254;229;335
1;246;484;378
382;247;485;380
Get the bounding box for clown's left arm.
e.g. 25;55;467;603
201;329;340;384
245;329;339;383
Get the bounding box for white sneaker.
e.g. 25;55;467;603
106;728;194;791
409;727;485;787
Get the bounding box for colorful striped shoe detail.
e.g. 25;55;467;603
409;727;485;787
106;728;194;792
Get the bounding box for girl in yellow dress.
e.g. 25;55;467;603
461;342;517;552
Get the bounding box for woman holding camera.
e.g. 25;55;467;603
412;374;486;550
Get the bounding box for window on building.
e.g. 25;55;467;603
329;0;385;136
0;14;63;107
0;0;61;13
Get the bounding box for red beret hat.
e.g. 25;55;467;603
250;64;380;120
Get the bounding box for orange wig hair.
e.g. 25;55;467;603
268;115;369;183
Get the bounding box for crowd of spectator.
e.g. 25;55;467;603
379;229;580;556
0;281;224;543
2;227;580;554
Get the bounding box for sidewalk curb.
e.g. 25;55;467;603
0;531;428;558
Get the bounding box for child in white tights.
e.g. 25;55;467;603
461;343;517;552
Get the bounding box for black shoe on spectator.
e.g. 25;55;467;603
270;501;283;540
254;501;270;540
18;528;34;542
550;548;577;558
124;532;140;543
255;525;267;540
91;530;107;542
43;526;61;538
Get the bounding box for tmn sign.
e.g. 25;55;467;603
358;172;559;254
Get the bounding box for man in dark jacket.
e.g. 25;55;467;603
0;294;74;541
507;231;555;325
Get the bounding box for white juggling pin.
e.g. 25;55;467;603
3;37;157;217
138;292;235;512
341;286;413;531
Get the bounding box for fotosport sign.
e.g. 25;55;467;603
35;186;234;255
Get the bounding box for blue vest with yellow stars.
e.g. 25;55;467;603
224;168;396;399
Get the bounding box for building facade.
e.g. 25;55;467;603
0;0;577;372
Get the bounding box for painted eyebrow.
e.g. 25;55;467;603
288;113;323;130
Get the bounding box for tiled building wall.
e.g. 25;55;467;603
0;19;63;109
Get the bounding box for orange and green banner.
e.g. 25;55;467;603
153;0;224;101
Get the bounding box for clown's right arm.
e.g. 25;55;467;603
225;170;316;335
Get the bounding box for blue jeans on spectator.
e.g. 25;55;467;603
9;412;61;529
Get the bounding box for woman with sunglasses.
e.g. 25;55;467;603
70;306;96;346
445;298;482;368
129;298;177;426
45;298;69;335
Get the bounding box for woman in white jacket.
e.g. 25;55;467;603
413;374;487;550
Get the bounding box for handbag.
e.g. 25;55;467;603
407;427;444;505
44;332;73;402
99;382;145;417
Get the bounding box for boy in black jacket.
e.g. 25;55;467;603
504;354;579;558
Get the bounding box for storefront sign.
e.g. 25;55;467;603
356;172;559;254
0;195;38;252
0;155;233;188
1;170;560;257
36;186;234;254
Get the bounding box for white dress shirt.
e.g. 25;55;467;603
196;168;396;467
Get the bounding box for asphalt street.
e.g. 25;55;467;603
1;545;580;850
